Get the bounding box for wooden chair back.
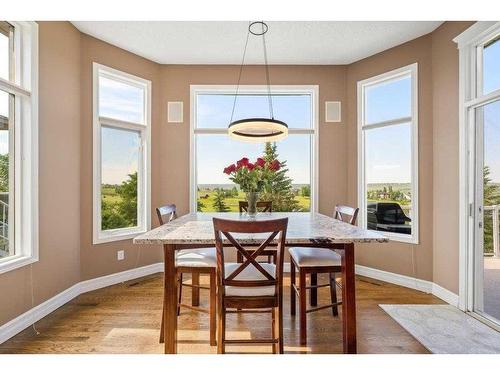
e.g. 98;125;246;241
238;201;273;213
334;204;359;225
212;218;288;297
156;204;177;225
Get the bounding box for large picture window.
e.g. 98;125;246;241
93;63;151;244
0;21;38;273
190;86;318;213
357;64;419;244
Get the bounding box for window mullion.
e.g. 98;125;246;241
99;116;144;131
0;78;31;98
362;116;413;130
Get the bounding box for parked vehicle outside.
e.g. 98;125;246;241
367;202;411;235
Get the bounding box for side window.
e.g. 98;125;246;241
93;64;151;244
358;64;419;244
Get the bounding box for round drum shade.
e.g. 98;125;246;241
228;118;288;143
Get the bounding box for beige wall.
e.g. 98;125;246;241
431;22;474;293
0;22;81;325
0;21;477;327
79;34;163;281
346;34;435;282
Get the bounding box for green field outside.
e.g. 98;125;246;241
197;188;310;212
102;186;311;213
102;186;122;206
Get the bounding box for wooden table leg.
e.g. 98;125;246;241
191;272;200;306
340;242;356;354
163;244;178;354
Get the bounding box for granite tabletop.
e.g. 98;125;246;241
133;212;388;246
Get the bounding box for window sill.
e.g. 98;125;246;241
93;228;148;245
373;230;419;245
0;254;39;275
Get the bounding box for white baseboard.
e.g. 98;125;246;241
0;284;81;345
287;262;459;305
432;283;459;307
0;261;460;345
79;262;163;294
355;264;433;293
355;264;459;306
0;262;163;345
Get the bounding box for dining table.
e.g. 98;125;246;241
133;211;388;354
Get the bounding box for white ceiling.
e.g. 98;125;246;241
71;21;443;65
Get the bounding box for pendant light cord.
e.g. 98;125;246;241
230;23;251;125
230;21;275;124
261;21;274;120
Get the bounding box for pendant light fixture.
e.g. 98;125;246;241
228;21;288;143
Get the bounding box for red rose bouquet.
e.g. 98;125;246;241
223;156;281;193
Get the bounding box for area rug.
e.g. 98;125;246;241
380;304;500;353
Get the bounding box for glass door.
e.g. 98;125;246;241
473;98;500;326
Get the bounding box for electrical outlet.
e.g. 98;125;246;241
117;250;125;261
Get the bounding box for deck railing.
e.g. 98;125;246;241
484;205;500;258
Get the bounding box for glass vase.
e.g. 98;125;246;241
246;191;259;216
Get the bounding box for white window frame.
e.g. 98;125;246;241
357;63;419;244
0;21;38;274
92;63;151;244
189;85;319;213
455;22;500;313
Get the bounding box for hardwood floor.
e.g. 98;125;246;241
0;273;443;354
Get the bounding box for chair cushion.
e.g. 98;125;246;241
224;263;276;297
288;247;341;267
175;248;217;268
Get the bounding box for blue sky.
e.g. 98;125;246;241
483;100;500;182
99;76;144;124
481;39;500;182
364;77;411;184
484;38;500;95
365;122;411;184
98;76;142;184
196;133;311;184
197;94;311;129
101;126;139;185
365;77;411;124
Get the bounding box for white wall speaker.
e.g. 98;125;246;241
168;102;183;123
325;101;341;123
